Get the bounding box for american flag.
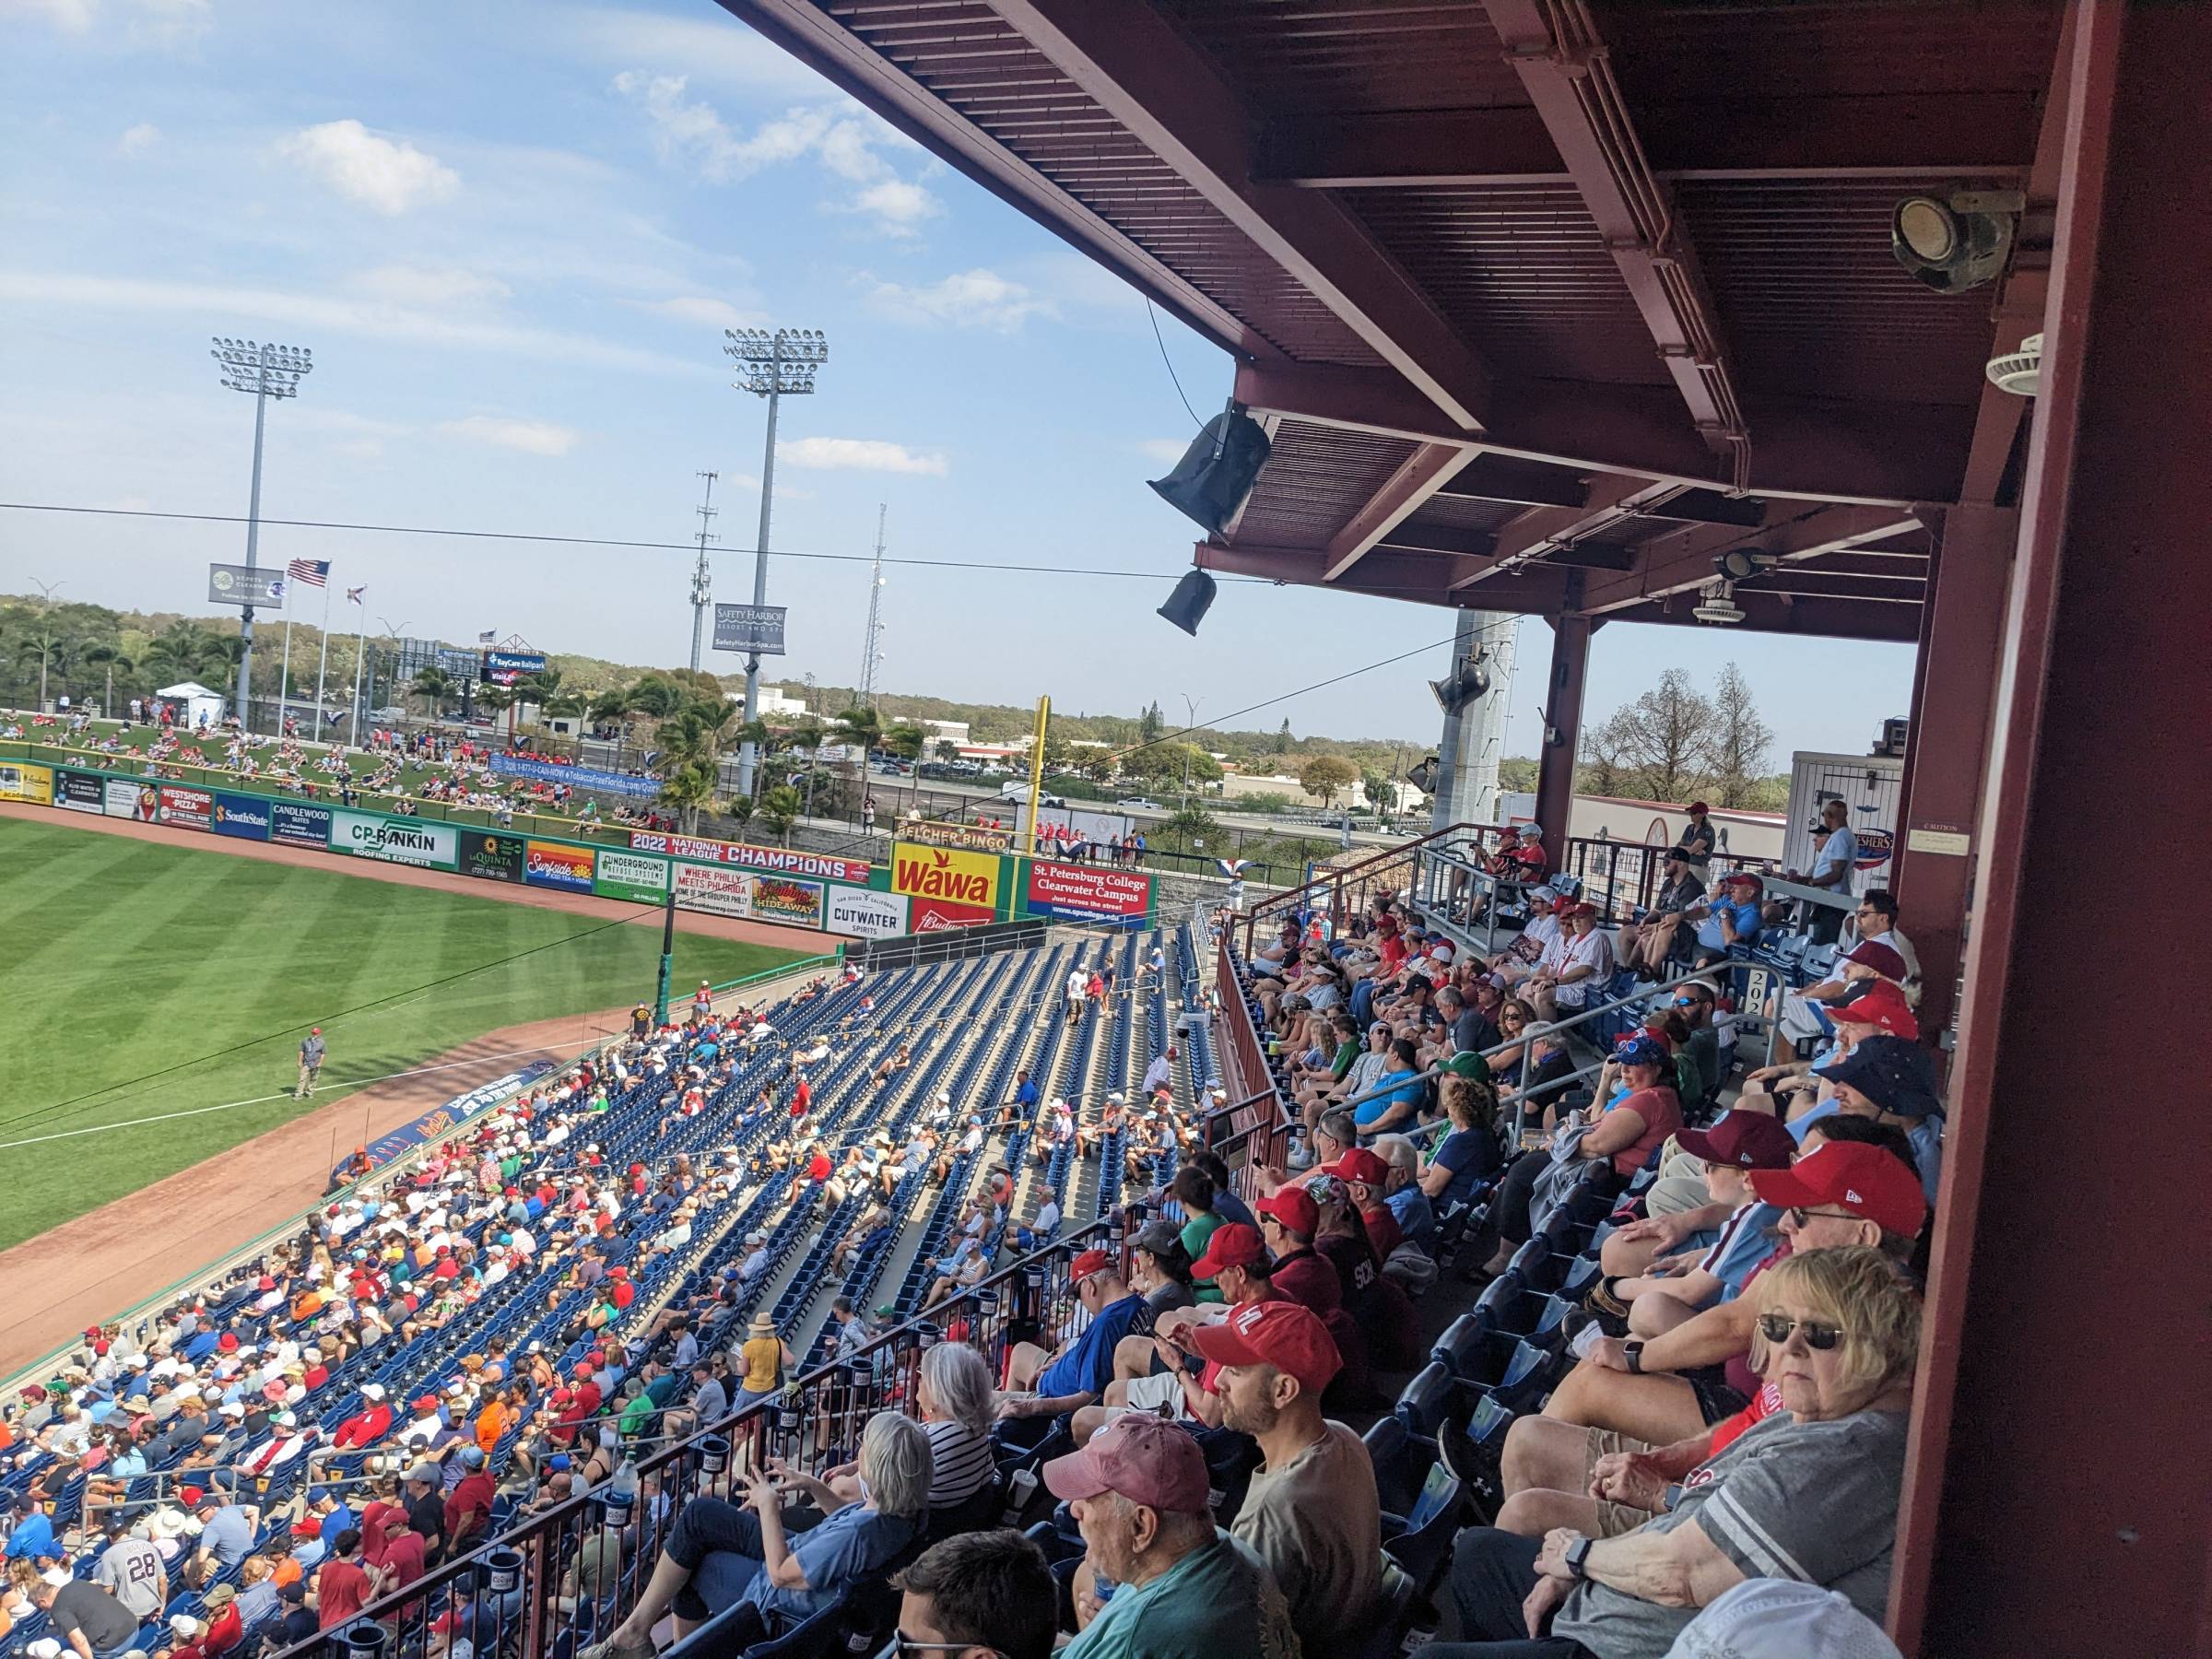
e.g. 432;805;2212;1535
287;559;330;588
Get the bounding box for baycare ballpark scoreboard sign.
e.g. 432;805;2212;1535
629;830;870;886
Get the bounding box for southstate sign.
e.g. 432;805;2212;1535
891;841;1003;912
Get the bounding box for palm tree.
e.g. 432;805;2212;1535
410;666;453;720
756;784;803;846
659;759;717;833
476;683;514;719
84;644;134;717
587;686;631;725
882;722;927;816
141;624;210;689
16;619;74;711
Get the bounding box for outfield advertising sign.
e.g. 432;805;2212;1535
594;849;670;905
747;874;824;928
53;768;105;814
456;830;526;884
824;886;908;940
911;896;995;933
1025;860;1152;924
328;809;457;870
891;842;1003;912
0;761;53;805
524;839;595;893
106;779;154;820
159;785;214;830
491;754;662;800
212;792;273;841
674;861;751;918
629;830;870;886
270;800;333;849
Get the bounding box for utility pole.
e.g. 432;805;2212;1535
858;503;887;709
653;881;677;1027
724;327;829;794
29;578;64;712
210;338;313;729
687;471;719;677
1179;692;1201;810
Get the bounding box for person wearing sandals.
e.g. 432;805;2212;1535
579;1410;932;1658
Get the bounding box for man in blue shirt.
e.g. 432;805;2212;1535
1691;872;1764;965
999;1252;1154;1418
1789;798;1859;944
4;1494;56;1561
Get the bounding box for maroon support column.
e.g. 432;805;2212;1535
1532;612;1592;865
1890;4;2212;1653
1888;504;2017;1041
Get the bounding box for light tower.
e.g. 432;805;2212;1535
857;502;887;709
724;325;828;794
210;337;313;728
688;471;719;676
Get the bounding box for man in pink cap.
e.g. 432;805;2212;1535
1044;1415;1297;1659
1189;1300;1388;1652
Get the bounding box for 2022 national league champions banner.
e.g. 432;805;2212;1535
629;829;870;887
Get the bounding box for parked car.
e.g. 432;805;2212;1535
1115;796;1163;812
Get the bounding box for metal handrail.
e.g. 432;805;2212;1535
1236;819;1509;955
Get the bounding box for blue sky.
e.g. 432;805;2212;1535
0;0;1915;761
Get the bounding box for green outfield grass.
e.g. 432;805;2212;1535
0;817;804;1252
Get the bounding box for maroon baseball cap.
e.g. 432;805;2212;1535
1673;1109;1798;1172
1189;1300;1344;1395
1043;1415;1209;1514
1841;939;1909;982
1748;1142;1927;1238
1190;1222;1266;1278
1255;1186;1318;1236
1318;1147;1389;1189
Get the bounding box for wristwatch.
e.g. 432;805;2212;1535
1564;1535;1594;1579
1622;1339;1645;1374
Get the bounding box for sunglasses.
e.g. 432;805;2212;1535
1757;1313;1845;1351
1785;1206;1863;1229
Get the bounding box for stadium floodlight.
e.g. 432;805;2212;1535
210;337;315;728
723;326;830;795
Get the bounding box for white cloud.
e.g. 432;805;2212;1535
610;74;940;237
277;120;460;216
635;295;766;330
117;123;161;157
435;416;581;457
551;6;828;96
1136;438;1191;466
6;0;206;41
349;264;511;306
863;268;1054;333
0;270;707;378
777;437;947;477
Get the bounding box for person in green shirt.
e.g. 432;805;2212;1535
1171;1166;1227;1303
1047;1414;1299;1659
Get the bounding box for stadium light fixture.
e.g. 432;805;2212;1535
210;337;314;728
724;326;829;796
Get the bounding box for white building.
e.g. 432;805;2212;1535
917;716;971;747
727;684;813;718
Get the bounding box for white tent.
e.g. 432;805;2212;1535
156;681;227;729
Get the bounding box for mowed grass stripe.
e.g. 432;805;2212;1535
0;818;800;1250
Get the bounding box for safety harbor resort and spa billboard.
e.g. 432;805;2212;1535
327;808;458;870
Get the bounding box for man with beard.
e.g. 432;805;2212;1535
1192;1300;1388;1653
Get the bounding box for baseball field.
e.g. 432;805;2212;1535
0;814;803;1251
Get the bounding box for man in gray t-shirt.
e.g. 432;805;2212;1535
1554;1407;1911;1654
94;1526;168;1620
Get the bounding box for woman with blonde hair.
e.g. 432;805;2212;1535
1445;1244;1922;1655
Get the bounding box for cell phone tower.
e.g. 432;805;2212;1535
856;503;887;710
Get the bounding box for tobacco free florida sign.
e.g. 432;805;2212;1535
328;809;458;870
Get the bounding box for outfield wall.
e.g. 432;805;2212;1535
0;755;1159;938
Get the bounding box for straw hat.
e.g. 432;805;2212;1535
748;1313;775;1335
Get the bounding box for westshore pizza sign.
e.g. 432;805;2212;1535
628;830;870;886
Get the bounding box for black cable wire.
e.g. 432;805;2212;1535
0;908;667;1138
1146;299;1204;429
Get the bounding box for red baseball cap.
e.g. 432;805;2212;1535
1255;1186;1318;1237
1190;1222;1267;1278
1190;1300;1344;1395
1068;1249;1114;1283
413;1396;438;1412
1319;1148;1390;1189
1043;1414;1209;1514
1748;1142;1927;1238
1832;982;1919;1040
1674;1109;1797;1171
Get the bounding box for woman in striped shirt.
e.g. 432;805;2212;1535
916;1342;996;1517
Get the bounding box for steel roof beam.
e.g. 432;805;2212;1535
992;0;1495;433
1253;93;2041;189
722;0;1278;362
1194;541;1569;611
1607;591;1924;644
1484;0;1750;478
1577;504;1928;615
1322;443;1481;581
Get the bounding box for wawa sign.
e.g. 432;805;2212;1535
890;841;1002;912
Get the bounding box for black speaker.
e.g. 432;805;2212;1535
1147;410;1273;535
1156;569;1218;637
1430;658;1491;713
1406;755;1440;794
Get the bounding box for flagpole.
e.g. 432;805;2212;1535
347;591;368;742
312;576;334;734
277;613;294;737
